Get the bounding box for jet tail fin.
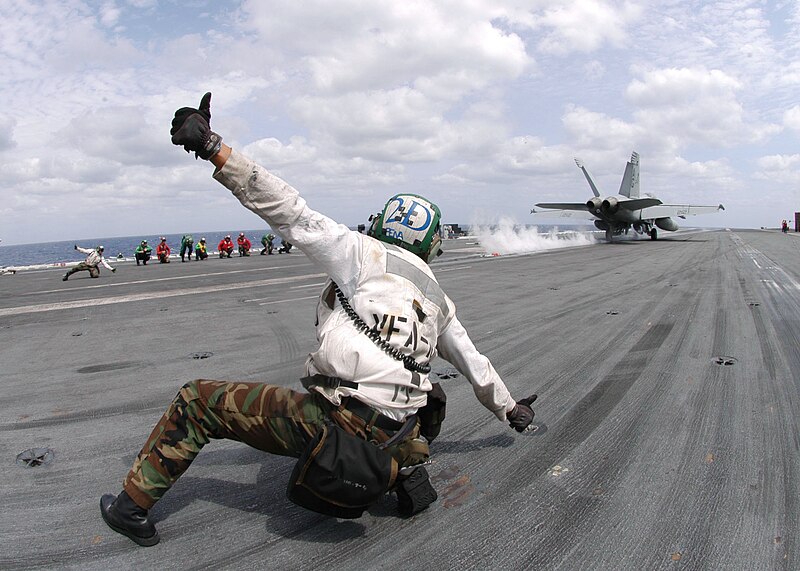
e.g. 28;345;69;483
618;151;640;198
574;158;601;197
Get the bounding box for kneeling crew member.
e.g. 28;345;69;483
134;240;151;265
156;237;171;263
237;232;251;256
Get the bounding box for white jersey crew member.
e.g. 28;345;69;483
214;149;517;422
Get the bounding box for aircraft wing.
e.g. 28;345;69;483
535;202;590;211
620;198;661;210
530;208;597;220
638;204;725;219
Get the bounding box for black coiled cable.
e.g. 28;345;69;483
334;282;431;374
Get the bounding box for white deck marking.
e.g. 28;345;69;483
258;295;319;306
242;282;325;302
24;264;313;296
435;265;473;273
0;273;327;317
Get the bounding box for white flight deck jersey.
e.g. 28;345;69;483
76;246;114;270
213;150;515;422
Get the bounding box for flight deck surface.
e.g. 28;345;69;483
1;229;798;570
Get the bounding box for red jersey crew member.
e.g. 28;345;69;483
237;232;251;256
218;235;234;258
156;237;171;263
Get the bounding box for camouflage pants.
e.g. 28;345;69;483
122;380;423;510
65;263;99;278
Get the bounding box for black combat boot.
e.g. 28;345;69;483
396;467;437;517
100;490;160;546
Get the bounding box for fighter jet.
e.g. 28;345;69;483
530;151;724;241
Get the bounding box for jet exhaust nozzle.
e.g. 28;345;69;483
601;197;619;214
586;197;602;213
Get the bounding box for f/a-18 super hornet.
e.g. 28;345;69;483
530;151;724;241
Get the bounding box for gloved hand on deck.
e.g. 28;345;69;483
507;394;537;432
170;92;222;160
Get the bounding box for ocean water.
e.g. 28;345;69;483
0;229;281;268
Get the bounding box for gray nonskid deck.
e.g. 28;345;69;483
1;230;797;570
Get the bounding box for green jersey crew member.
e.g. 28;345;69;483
260;232;275;255
180;234;194;262
99;93;536;547
134;240;152;265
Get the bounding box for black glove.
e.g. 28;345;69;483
507;394;537;432
170;92;223;160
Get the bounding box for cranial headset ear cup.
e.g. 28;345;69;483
427;234;443;260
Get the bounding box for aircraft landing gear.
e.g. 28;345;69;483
605;229;613;242
650;228;658;240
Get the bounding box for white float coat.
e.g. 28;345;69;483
76;246;114;270
213;149;515;422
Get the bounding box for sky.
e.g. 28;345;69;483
2;0;800;246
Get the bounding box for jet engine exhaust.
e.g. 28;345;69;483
601;197;619;214
586;197;602;213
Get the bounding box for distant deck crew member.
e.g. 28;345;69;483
180;234;194;262
156;237;171;263
134;240;152;266
63;245;115;280
260;233;275;255
237;232;251;256
194;237;208;260
218;235;234;258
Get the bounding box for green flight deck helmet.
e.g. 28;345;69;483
368;193;443;262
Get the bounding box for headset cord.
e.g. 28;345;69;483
334;283;431;374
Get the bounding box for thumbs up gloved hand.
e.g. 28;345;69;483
170;92;222;160
506;394;537;432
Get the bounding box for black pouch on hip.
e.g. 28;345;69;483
417;382;447;442
286;422;397;519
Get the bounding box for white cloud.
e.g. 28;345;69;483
756;154;800;170
0;116;17;151
562;105;644;150
627;67;780;148
242;136;318;167
242;0;530;97
531;0;642;55
784;106;800;131
99;1;121;27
